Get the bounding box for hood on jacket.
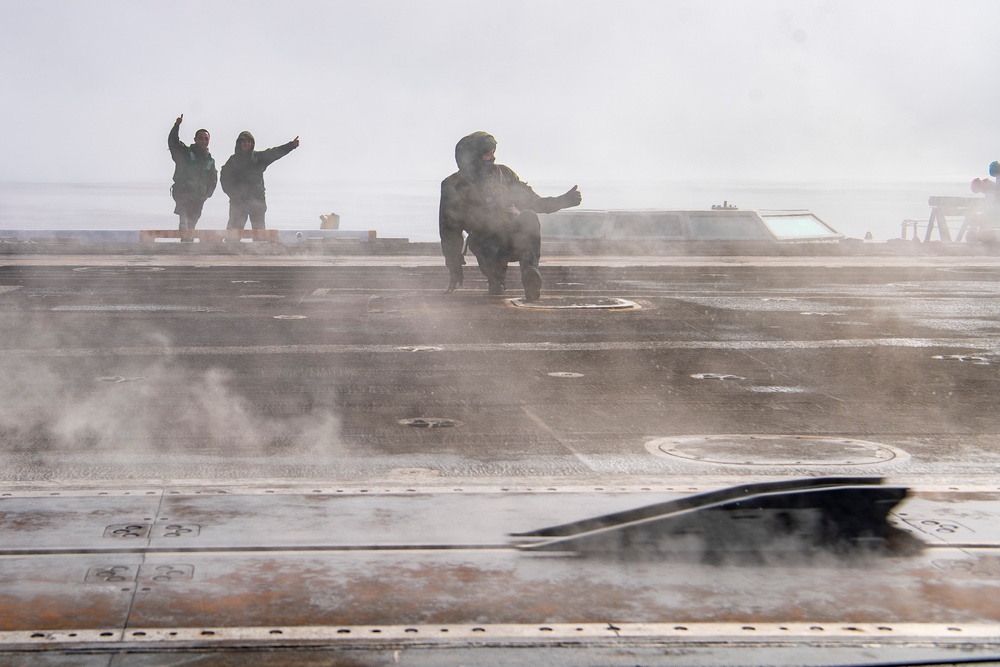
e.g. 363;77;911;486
234;131;256;152
455;131;496;177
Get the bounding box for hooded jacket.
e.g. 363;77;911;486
220;131;297;202
439;131;568;269
168;124;217;202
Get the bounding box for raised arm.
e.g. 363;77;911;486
503;166;582;214
256;137;299;168
168;114;186;158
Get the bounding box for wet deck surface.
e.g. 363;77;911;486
1;252;999;664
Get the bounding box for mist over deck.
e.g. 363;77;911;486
1;240;1000;665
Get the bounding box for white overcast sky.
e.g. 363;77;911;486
1;0;998;185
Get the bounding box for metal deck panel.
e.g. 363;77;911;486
0;253;999;663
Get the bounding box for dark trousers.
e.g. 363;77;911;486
173;197;206;232
468;210;542;286
227;198;267;230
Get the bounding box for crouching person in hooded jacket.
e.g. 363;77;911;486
221;131;299;231
439;131;581;301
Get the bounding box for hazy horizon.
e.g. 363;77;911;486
1;0;998;189
0;178;969;242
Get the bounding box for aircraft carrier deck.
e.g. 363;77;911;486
1;239;1000;665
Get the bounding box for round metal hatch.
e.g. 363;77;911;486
646;435;908;466
508;297;640;310
398;418;463;428
933;354;990;365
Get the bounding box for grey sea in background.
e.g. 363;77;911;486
0;179;973;243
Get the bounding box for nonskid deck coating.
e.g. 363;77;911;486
0;252;999;662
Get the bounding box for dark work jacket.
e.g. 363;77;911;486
220;140;296;202
168;125;217;202
439;164;565;269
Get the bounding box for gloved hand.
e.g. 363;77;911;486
558;185;582;209
445;264;463;293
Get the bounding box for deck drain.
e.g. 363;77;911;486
548;372;584;378
398;418;463;428
647;435;907;466
104;524;151;538
932;354;989;365
144;564;195;582
691;373;746;381
933;557;1000;579
85;566;134;583
508;297;640;310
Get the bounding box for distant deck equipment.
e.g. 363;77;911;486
539;208;843;243
907;196;985;242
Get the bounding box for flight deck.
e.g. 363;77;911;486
1;246;999;665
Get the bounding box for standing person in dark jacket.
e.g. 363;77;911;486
168;114;217;237
220;131;300;230
439;131;581;301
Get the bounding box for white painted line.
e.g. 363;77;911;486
3;622;999;646
0;337;992;358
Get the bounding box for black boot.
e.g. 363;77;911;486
487;278;506;295
522;266;542;302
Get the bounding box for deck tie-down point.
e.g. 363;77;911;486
513;477;919;560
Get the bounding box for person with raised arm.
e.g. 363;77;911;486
168;114;217;239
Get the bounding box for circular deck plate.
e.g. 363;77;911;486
398;418;464;428
647;435;908;466
933;354;990;365
508;297;640;310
